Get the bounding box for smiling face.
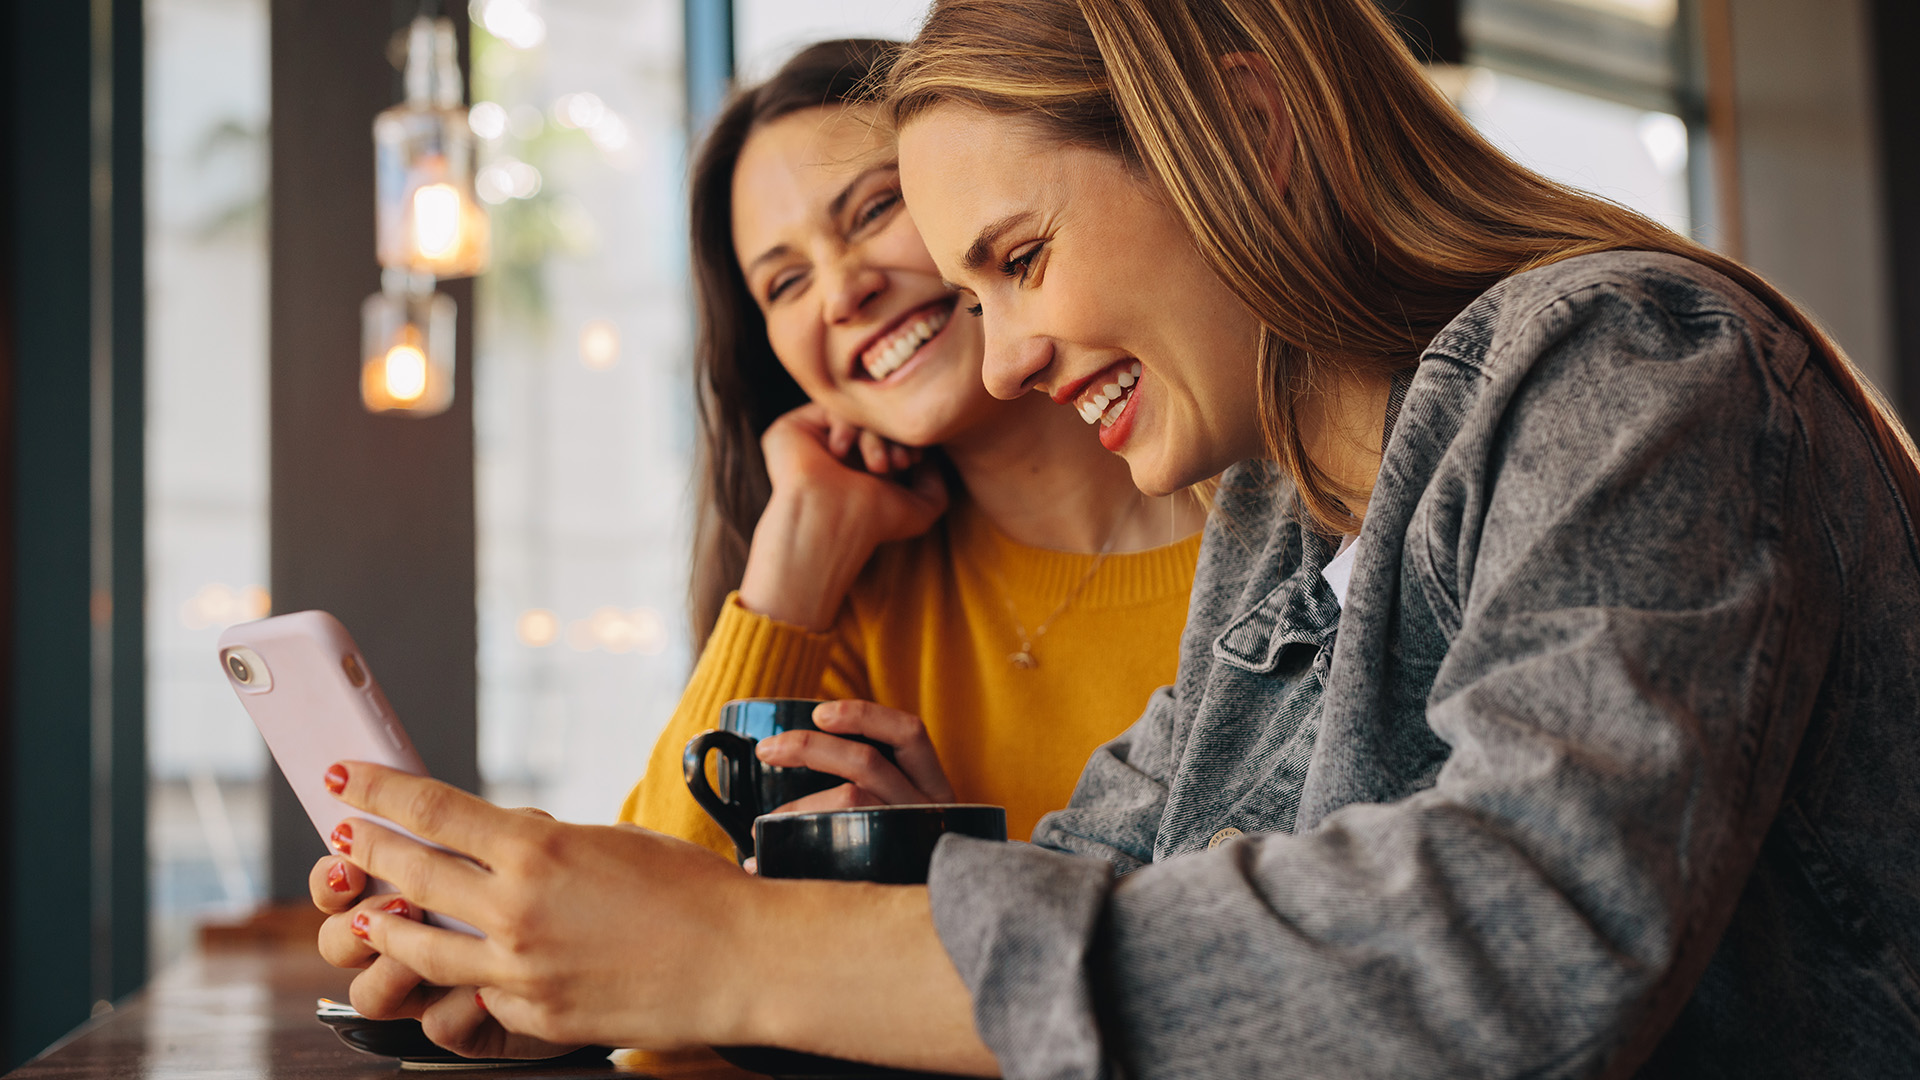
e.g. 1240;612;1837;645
896;105;1267;495
731;105;1000;447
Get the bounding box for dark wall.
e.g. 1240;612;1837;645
267;0;479;900
1874;0;1920;426
1378;0;1464;65
2;0;145;1066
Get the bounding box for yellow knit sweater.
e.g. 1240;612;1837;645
619;495;1200;850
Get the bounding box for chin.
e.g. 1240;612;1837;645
1123;443;1228;498
1121;457;1183;499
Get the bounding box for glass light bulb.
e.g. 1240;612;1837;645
412;183;463;260
383;344;429;402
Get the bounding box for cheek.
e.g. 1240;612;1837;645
763;309;832;394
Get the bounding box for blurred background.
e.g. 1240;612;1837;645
2;0;1916;1067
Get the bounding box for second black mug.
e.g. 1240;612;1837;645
682;698;894;861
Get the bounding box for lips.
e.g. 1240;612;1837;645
858;298;956;381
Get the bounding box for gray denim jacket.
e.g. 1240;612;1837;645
927;252;1920;1079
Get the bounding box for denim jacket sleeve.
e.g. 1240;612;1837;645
927;253;1858;1080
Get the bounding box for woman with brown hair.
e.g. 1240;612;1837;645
308;1;1920;1075
615;37;1202;851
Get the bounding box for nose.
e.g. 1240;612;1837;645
980;309;1053;400
822;253;886;325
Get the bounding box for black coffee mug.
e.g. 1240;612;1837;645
683;698;896;861
753;803;1008;884
716;804;1007;1080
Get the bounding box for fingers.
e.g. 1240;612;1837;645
417;986;495;1057
756;730;927;805
772;782;883;815
309;855;366;915
858;429;892;474
352;904;493;990
814;701;956;802
825;414;859;460
327;761;502;865
331;814;492;920
318;892;424;970
348;953;439;1021
473;988;544;1048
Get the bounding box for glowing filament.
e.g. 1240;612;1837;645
412;183;462;259
383;344;429;403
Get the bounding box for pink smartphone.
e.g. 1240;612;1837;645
217;610;480;936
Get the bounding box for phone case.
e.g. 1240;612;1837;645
218;610;480;936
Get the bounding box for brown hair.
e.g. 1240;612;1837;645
889;0;1920;528
686;39;900;642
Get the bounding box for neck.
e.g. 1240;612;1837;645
1297;369;1395;533
940;393;1205;553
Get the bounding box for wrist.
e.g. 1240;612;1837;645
738;493;875;631
702;877;827;1047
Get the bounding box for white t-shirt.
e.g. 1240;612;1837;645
1322;533;1359;608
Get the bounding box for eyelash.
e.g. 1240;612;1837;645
856;190;901;231
767;191;903;303
999;243;1042;282
964;241;1045;317
767;274;802;302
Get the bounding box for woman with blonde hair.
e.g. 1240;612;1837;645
617;36;1203;854
308;1;1920;1075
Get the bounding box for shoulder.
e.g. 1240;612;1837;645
1426;250;1810;392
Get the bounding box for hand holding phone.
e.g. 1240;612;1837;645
218;610;480;936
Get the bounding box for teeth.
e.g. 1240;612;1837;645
862;305;952;380
1077;364;1140;427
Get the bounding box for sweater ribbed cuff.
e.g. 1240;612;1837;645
693;593;837;706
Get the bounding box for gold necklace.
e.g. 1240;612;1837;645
977;509;1128;670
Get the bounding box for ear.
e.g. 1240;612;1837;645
1218;52;1296;199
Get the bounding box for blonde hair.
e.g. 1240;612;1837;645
890;0;1920;527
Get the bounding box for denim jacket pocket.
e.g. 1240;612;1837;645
1213;574;1340;673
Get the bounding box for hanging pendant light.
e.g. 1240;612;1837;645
374;14;489;278
362;10;485;417
362;269;456;416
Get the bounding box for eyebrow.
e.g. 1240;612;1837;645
744;162;901;277
744;243;794;277
827;161;898;221
963;212;1034;273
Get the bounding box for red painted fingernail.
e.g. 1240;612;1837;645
330;822;352;855
380;897;411;918
474;990;488;1013
326;862;352;892
350;913;370;940
324;764;348;795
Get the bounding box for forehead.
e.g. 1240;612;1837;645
731;105;889;253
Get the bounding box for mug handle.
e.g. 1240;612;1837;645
683;729;759;861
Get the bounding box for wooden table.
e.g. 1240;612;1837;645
5;943;756;1079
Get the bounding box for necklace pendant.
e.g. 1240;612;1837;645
1010;649;1037;670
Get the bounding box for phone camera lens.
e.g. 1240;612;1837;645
226;653;252;684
